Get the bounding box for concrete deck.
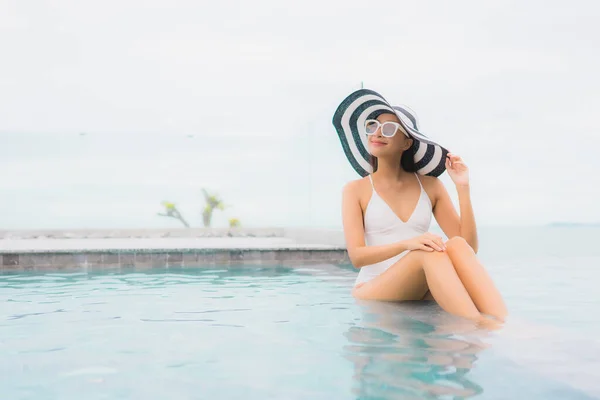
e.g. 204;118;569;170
0;237;342;252
0;229;349;272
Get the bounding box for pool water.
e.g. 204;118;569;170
1;261;599;399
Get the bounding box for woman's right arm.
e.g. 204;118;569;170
342;181;445;269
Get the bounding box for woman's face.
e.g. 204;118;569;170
367;113;413;158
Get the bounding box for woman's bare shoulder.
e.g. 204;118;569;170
418;175;445;203
342;177;371;201
419;175;443;189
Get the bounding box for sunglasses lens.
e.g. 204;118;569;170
381;122;397;137
365;120;379;135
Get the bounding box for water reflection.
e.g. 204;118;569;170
344;300;495;399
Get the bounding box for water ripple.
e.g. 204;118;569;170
8;309;67;320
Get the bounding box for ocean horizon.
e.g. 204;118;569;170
2;131;597;231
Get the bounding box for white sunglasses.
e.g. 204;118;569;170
364;119;410;138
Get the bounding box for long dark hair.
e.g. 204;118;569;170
369;141;418;173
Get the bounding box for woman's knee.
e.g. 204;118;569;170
420;249;453;271
446;236;471;252
400;249;454;274
406;249;443;265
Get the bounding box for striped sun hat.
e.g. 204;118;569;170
332;89;449;177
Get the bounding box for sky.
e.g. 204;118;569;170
0;0;599;229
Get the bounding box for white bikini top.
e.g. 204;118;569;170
355;173;433;285
364;173;432;247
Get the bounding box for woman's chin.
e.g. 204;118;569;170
369;148;390;158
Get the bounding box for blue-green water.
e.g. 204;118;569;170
1;227;600;399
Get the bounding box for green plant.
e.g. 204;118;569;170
157;201;189;228
201;189;226;227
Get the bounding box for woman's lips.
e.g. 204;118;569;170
370;141;387;147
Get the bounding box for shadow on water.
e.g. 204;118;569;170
344;300;495;400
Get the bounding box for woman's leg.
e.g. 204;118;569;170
353;250;481;320
445;236;508;321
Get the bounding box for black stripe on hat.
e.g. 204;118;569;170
332;91;375;177
414;144;435;171
332;89;384;122
426;148;449;177
393;106;418;130
332;119;370;177
368;108;398;120
348;154;370;177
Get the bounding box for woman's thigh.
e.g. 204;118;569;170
352;250;430;301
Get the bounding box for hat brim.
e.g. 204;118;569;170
332;89;449;178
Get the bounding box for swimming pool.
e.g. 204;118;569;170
1;253;599;399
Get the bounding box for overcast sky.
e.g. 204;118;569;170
1;0;599;229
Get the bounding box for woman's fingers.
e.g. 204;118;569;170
416;233;447;252
433;239;446;251
447;154;468;169
434;236;446;250
447;153;465;165
424;234;446;251
425;239;443;252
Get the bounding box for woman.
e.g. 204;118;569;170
332;89;507;322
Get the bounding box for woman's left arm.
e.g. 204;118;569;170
454;182;478;252
430;153;479;253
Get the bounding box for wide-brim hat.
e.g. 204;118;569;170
332;89;449;177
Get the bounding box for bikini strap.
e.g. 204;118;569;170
368;174;375;189
414;173;424;190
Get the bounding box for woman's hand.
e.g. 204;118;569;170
402;233;446;252
446;153;469;187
